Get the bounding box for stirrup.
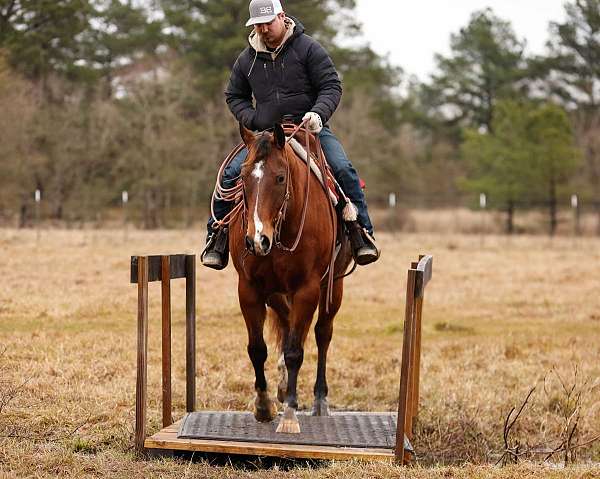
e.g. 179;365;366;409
346;221;380;266
201;227;229;270
357;229;380;265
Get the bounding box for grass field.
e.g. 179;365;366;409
0;228;599;478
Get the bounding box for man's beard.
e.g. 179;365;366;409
260;28;285;48
261;33;275;47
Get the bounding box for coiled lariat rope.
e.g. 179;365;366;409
209;143;246;231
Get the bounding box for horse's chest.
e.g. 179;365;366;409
245;260;307;294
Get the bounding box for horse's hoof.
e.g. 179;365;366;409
276;418;301;433
276;405;301;434
254;398;277;423
311;398;330;416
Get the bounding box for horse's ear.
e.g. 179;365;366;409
239;122;255;147
273;123;286;149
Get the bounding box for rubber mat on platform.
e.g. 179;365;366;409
177;411;397;449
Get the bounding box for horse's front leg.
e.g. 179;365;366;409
239;279;277;422
276;281;320;433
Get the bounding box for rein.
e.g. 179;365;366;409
273;122;312;253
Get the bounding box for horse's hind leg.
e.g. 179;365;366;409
239;279;277;422
312;279;344;416
276;281;320;434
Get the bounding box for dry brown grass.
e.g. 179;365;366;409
372;207;600;236
1;228;599;478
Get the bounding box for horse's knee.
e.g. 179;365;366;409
314;320;333;343
247;342;267;365
283;347;303;370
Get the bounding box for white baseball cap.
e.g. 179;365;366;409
245;0;283;27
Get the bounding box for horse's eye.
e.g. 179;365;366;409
276;174;286;184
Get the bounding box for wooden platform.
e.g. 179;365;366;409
132;254;432;464
145;420;397;461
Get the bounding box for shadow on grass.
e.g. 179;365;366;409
163;450;331;471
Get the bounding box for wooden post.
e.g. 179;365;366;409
396;255;433;465
410;256;425;421
406;262;419;439
185;254;196;412
411;294;423;420
161;256;172;428
395;268;416;464
135;256;149;454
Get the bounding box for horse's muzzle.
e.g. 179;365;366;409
245;234;272;256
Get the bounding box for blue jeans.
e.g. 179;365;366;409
207;127;373;234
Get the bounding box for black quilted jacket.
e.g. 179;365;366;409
225;17;342;132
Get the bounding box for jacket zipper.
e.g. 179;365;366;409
274;59;280;103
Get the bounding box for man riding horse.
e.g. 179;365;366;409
202;0;380;270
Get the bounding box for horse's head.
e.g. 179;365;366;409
240;123;288;256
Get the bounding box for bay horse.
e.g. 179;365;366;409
229;122;352;433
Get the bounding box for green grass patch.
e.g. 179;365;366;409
69;437;97;454
433;321;475;334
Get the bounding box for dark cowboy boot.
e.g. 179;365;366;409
201;227;229;270
346;221;380;266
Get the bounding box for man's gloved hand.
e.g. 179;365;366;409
302;112;323;134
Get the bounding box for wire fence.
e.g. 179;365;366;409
5;189;600;237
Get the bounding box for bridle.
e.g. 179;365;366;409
210;120;338;310
211;120;313;251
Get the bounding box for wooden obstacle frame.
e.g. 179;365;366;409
131;254;196;454
396;254;433;464
131;253;432;463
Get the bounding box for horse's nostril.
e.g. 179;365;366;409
260;235;271;252
245;236;254;252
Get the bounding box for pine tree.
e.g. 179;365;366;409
0;0;94;90
462;100;580;235
87;0;164;98
534;0;600;231
424;9;527;133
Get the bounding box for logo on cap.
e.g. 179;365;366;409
246;0;283;26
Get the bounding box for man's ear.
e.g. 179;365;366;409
239;122;255;147
273;123;286;149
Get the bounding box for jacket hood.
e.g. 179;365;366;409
248;16;304;57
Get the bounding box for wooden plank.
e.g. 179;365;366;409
135;256;149;454
185;254;196;412
131;254;188;283
411;295;424;421
145;432;394;461
395;268;416;464
145;417;398;461
405;286;416;444
161;256;172;428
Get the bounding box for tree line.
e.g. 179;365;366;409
0;0;599;234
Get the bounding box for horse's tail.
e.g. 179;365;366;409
267;308;285;353
266;295;290;353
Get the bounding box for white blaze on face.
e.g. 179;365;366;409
252;161;264;245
